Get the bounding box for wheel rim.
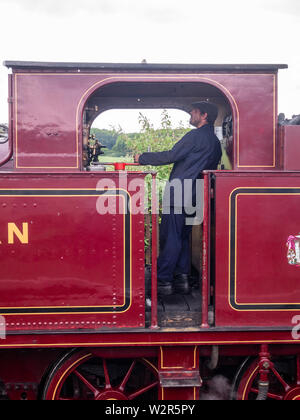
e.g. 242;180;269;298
235;356;300;400
43;350;159;401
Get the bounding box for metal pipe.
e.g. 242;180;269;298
0;75;13;167
256;344;271;400
206;346;219;370
201;173;210;328
150;172;158;329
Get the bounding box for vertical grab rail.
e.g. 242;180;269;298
201;172;210;328
0;75;13;167
151;172;158;329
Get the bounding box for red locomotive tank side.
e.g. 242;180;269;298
214;170;300;327
0;172;146;332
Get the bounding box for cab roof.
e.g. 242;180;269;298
3;61;288;73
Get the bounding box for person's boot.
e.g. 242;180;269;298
157;280;173;297
173;273;190;295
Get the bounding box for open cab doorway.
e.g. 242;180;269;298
81;79;233;330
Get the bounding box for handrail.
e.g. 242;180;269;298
101;162;158;327
150;172;158;329
0;137;13;166
0;76;13;167
97;162;140;171
0;136;13;167
201;173;210;328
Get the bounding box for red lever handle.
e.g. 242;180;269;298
102;162;140;171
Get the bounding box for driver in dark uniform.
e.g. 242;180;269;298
134;102;222;296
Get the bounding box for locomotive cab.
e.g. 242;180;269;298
80;78;234;328
0;61;294;333
81;78;236;327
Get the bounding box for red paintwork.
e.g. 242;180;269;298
0;172;146;331
1;61;300;400
159;346;200;400
214;171;300;327
12;70;277;172
282;126;300;170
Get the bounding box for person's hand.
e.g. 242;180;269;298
134;154;141;163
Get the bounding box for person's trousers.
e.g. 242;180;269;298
157;208;193;284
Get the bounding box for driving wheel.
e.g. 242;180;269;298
42;349;159;400
232;356;300;400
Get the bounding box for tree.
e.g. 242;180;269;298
90;128;119;150
119;110;190;220
112;134;130;155
123;110;189;183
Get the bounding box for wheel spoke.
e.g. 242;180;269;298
128;381;159;400
270;366;291;392
102;359;112;390
266;392;284;400
46;353;158;401
250;387;283;400
119;360;136;392
74;369;99;397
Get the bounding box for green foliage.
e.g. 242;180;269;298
121;110;190;183
90;127;119;150
95;110;190;254
91;110;190;165
118;110;190;219
112;134;130;155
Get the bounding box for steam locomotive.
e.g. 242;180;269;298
0;60;300;400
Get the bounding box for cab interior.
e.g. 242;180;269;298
82;81;233;328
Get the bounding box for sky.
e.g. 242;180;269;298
0;0;299;131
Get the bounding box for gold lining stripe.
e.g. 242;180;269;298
0;188;132;315
53;353;92;399
228;187;300;310
1;338;300;349
14;72;276;169
13;71;274;170
159;345;198;369
237;74;276;168
242;365;259;400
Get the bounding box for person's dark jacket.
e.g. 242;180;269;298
139;124;222;210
